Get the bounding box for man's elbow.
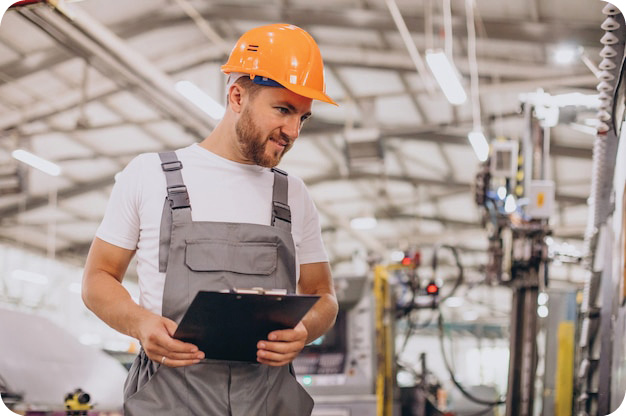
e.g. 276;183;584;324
81;274;94;312
325;293;339;327
81;268;104;313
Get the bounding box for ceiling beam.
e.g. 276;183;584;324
381;130;593;159
0;166;588;223
0;175;113;219
306;171;588;205
1;2;597;88
13;4;217;139
114;4;602;48
0;7;595;134
304;122;594;160
306;172;468;188
0;34;589;92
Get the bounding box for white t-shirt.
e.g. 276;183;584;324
96;143;328;315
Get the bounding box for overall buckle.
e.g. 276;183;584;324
161;160;183;171
272;201;291;224
167;185;190;209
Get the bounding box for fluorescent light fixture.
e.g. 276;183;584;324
496;186;507;200
520;90;600;109
390;250;405;262
425;50;467;105
467;131;489;162
350;216;377;230
11;269;49;285
12;149;61;176
444;296;464;308
175;80;225;120
553;45;579;65
552;92;599;108
504;194;517;213
570;123;599;136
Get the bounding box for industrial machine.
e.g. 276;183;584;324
472;4;626;415
297;4;626;415
475;126;551;416
575;3;626;414
294;258;444;416
293;273;380;415
471;49;609;416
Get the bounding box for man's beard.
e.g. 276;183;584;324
235;106;291;168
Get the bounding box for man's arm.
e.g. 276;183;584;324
297;262;338;343
82;237;204;367
257;261;338;366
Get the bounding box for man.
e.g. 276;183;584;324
82;23;338;416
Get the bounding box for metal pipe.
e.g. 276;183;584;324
35;1;218;135
384;0;436;95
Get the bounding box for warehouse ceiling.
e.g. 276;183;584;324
0;0;602;311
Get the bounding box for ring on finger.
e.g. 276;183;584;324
161;356;166;365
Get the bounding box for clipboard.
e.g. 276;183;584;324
173;291;320;362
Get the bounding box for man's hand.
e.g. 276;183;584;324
82;238;204;368
256;321;308;366
137;313;205;367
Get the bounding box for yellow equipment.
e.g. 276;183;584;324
374;265;395;416
64;388;91;415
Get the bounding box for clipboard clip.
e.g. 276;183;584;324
221;287;288;295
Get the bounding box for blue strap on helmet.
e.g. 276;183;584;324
252;76;284;88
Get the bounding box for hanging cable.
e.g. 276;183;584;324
398;244;465;357
437;310;506;406
442;0;453;60
432;244;464;302
465;0;482;133
398;308;437;357
385;0;436;95
171;0;230;54
424;0;434;51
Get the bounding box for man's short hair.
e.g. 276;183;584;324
233;76;264;101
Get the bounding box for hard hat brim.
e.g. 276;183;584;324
283;82;338;106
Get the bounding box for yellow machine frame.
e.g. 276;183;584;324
374;265;395;416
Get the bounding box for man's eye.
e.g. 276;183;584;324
277;107;289;114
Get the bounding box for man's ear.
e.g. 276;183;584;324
227;83;245;114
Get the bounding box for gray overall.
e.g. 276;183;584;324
123;151;314;415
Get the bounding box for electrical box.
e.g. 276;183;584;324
527;180;555;219
490;140;519;178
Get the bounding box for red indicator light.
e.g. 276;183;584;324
401;257;412;266
426;283;439;295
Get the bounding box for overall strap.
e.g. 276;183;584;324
270;167;291;232
158;151;191;273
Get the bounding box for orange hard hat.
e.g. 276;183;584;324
221;23;337;106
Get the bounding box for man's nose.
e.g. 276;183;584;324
282;116;301;141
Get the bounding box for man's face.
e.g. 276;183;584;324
235;86;313;168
